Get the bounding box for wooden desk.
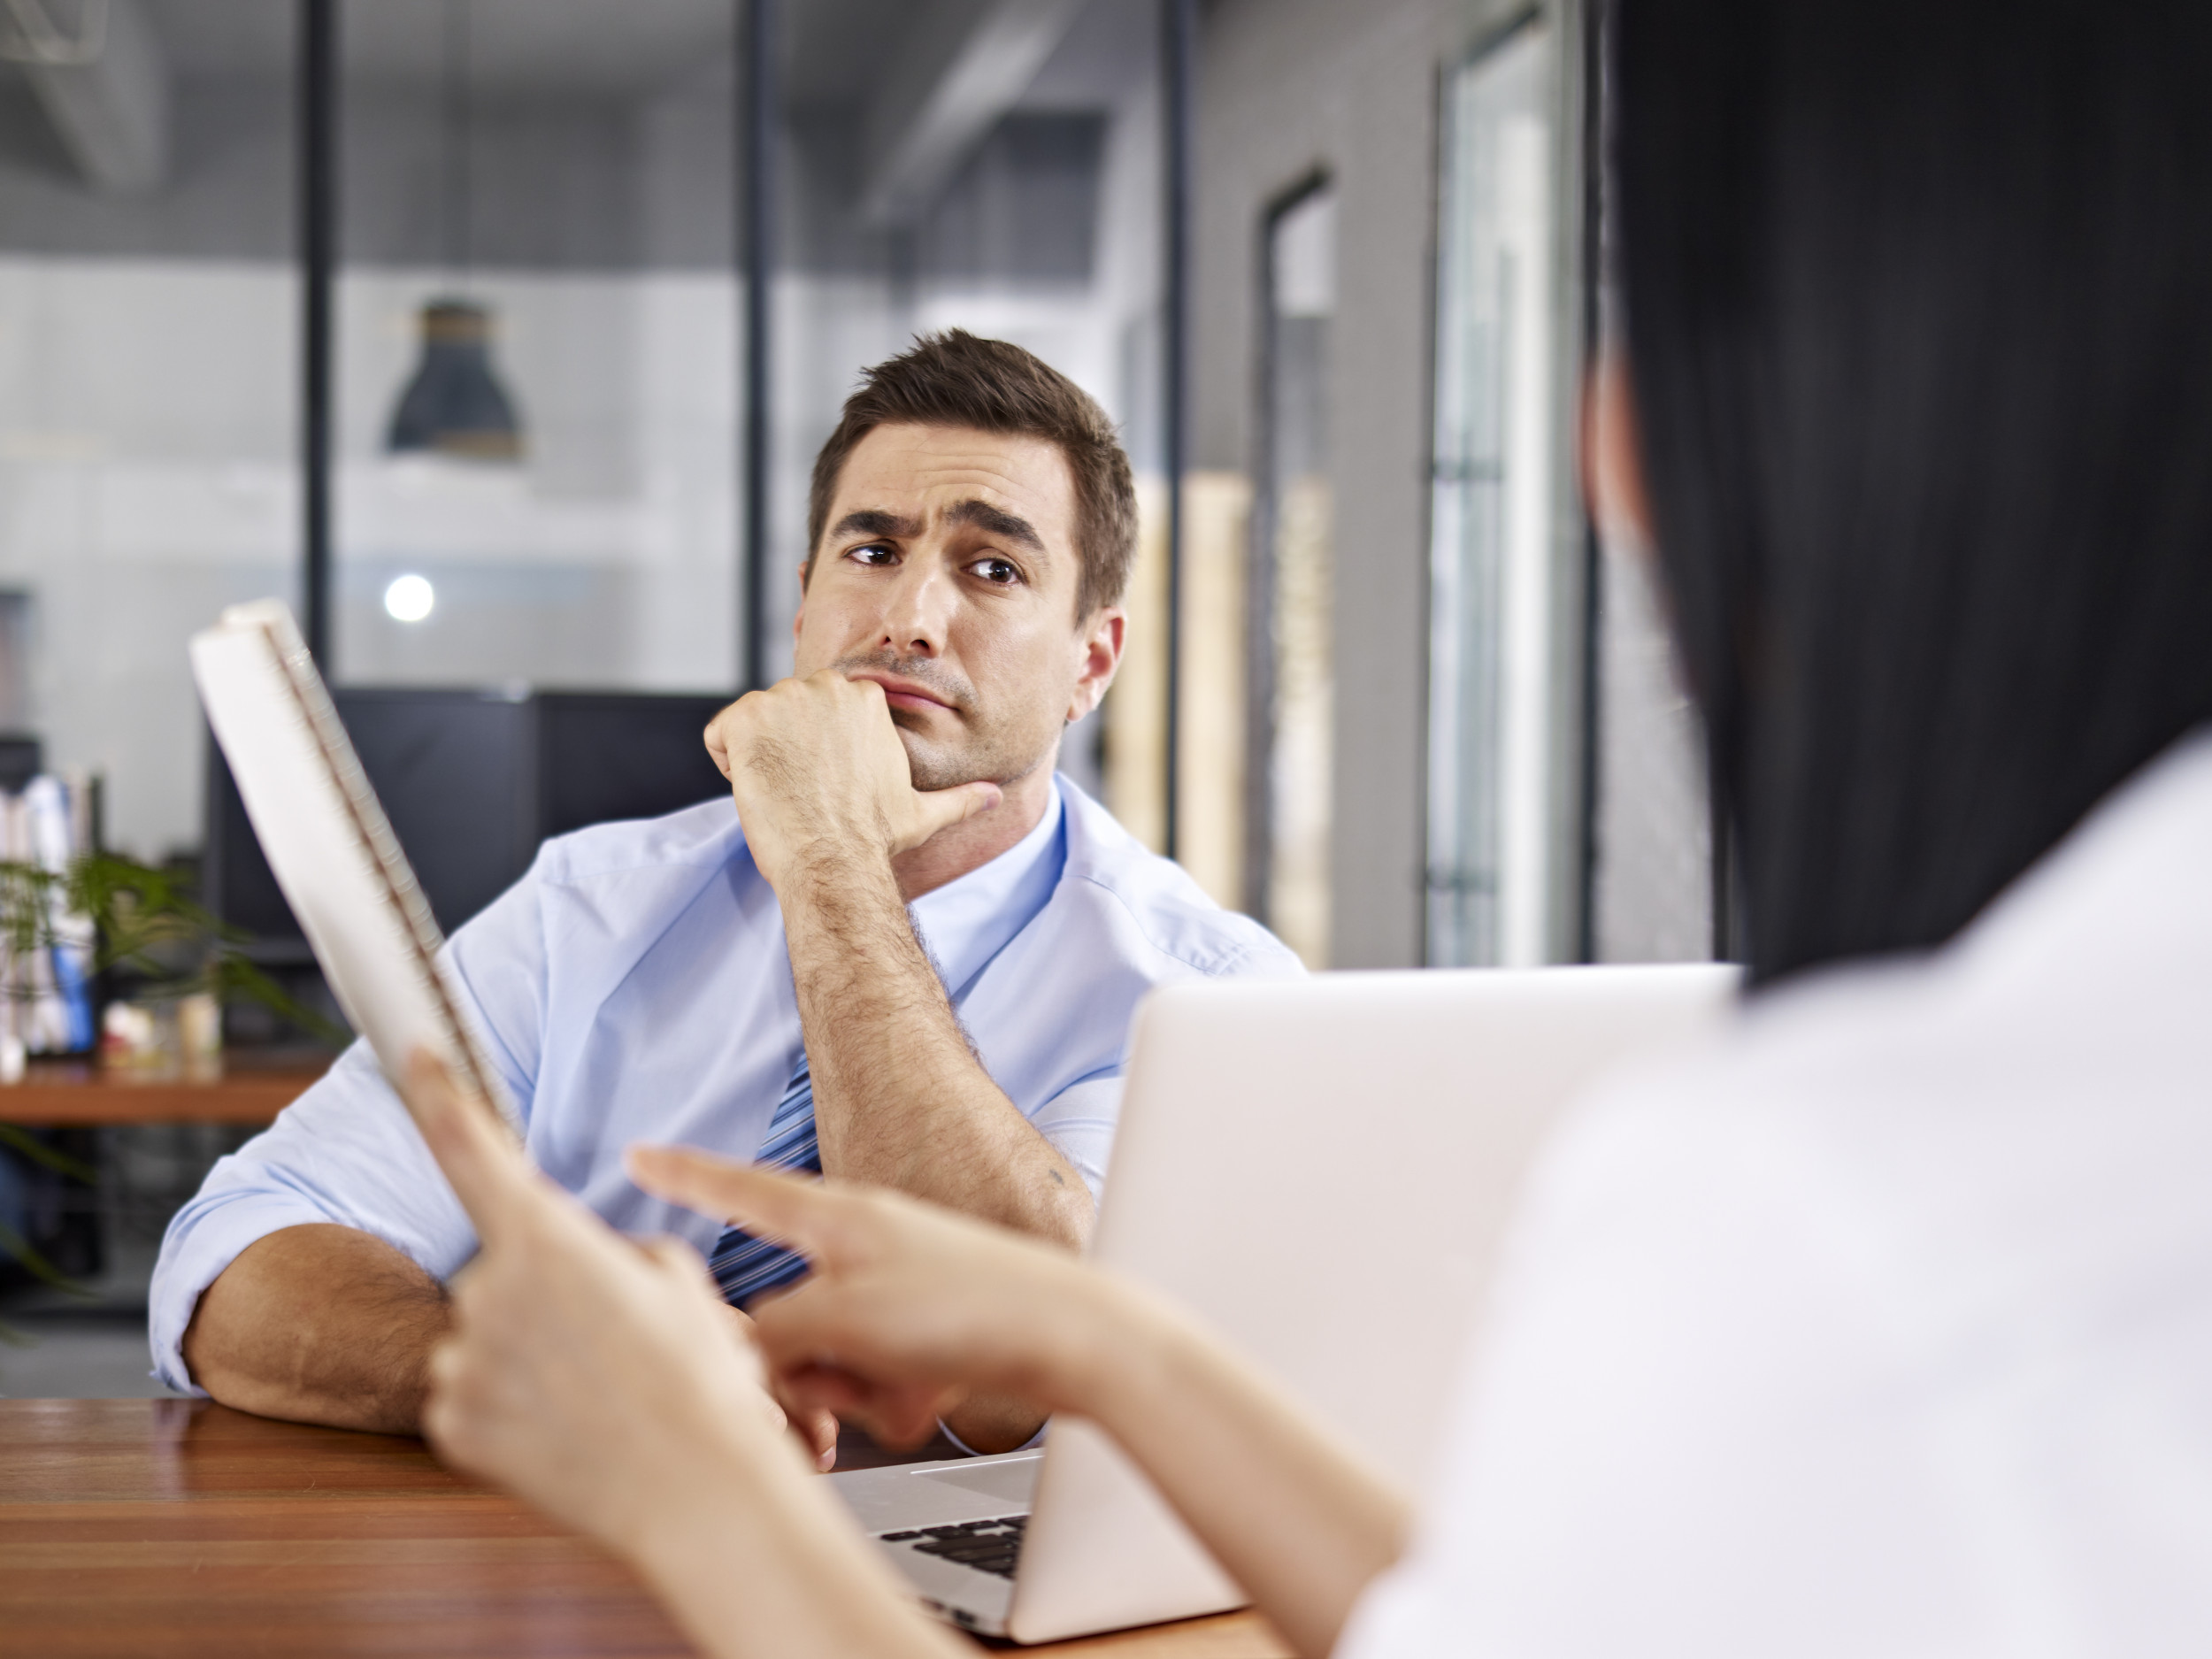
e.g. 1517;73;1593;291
0;1400;1293;1658
0;1059;326;1128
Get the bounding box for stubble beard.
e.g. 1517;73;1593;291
836;649;1059;793
894;705;1057;792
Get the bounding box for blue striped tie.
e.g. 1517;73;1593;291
708;1057;820;1307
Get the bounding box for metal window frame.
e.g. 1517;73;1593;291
299;0;335;666
1246;165;1333;926
1419;1;1593;967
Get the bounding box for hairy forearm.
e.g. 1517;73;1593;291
780;852;1092;1250
1042;1275;1413;1659
181;1223;449;1435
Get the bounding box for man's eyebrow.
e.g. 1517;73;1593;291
942;497;1046;553
829;508;923;541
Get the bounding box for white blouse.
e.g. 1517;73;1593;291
1340;728;2212;1658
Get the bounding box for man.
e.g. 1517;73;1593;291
152;331;1301;1454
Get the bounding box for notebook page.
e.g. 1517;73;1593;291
190;600;520;1139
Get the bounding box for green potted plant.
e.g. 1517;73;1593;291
0;851;344;1308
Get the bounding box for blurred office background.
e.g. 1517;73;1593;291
0;0;1711;1391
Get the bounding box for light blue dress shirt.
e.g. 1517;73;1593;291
150;775;1302;1394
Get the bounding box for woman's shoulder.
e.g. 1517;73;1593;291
1577;724;2212;1181
1533;727;2212;1349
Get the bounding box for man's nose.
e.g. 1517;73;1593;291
875;557;956;657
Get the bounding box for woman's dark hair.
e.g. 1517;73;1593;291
1614;0;2212;983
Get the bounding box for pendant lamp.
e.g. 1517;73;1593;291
386;0;524;461
387;298;522;459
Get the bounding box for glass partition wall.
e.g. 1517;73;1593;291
0;0;311;1286
0;0;1180;861
334;0;740;692
0;1;299;862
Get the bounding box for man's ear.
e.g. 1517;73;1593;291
791;558;810;648
1066;606;1126;723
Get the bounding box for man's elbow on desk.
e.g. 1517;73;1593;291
180;1222;451;1437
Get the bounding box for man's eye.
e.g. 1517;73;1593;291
849;542;897;565
970;557;1022;586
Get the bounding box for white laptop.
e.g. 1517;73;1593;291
830;962;1740;1643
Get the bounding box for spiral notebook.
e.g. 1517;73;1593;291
188;599;519;1139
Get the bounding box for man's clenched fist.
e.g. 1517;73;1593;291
704;672;1002;893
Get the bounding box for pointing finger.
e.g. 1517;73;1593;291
625;1147;873;1270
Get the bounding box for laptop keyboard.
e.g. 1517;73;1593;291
879;1515;1028;1579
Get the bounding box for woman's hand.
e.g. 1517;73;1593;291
626;1145;1123;1448
719;1302;841;1469
630;1142;1412;1659
399;1052;810;1556
403;1055;967;1659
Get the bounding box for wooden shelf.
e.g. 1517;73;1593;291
0;1057;331;1126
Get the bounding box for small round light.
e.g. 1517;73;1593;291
384;574;434;623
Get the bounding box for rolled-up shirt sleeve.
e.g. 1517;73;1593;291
1027;1070;1123;1201
149;855;551;1395
147;1042;476;1394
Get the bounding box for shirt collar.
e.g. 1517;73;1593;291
908;776;1068;1002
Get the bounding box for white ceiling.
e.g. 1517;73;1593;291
139;0;735;94
131;0;1147;106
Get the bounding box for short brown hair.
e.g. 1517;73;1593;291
806;330;1137;618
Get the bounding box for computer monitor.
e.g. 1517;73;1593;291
340;687;541;934
205;687;733;958
534;691;731;839
0;733;42;793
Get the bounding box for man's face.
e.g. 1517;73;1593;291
795;422;1124;792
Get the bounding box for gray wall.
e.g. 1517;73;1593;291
1194;0;1517;968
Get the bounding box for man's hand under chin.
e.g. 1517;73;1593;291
704;671;1002;892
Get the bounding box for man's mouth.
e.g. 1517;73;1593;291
846;671;958;716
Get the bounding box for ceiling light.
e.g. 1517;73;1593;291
384;574;434;623
384;0;525;463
